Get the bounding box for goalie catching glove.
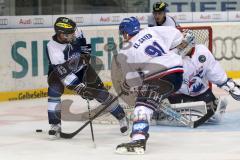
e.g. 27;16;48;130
218;78;240;101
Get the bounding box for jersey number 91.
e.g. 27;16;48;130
145;41;165;57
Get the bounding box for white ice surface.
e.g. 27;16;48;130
0;85;240;160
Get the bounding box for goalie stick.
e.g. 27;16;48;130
60;92;123;139
192;107;214;128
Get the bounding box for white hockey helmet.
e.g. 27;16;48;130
177;30;196;57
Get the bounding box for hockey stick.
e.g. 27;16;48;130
60;92;123;138
72;101;206;122
84;63;96;147
192;108;214;128
87;98;96;147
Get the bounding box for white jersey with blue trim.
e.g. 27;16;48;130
47;31;84;65
177;44;228;96
118;26;183;86
148;14;179;27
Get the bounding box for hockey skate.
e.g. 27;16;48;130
48;124;61;138
119;117;129;135
115;139;146;155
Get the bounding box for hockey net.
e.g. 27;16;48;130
93;26;213;124
178;26;213;52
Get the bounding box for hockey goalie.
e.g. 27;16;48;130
155;29;240;127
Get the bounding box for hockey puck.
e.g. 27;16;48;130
36;129;43;133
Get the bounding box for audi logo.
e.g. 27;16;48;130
33;18;44;25
0;18;8;25
74;17;84;23
111;16;120;22
213;36;240;60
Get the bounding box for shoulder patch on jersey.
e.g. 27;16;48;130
198;55;206;63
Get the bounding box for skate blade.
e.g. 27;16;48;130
115;147;145;155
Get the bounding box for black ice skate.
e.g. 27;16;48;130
115;139;146;155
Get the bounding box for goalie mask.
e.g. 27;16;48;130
177;30;196;57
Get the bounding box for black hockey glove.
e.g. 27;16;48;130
80;44;91;54
80;44;91;64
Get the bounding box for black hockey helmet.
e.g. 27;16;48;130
153;1;168;12
54;17;76;34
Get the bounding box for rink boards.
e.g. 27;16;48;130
0;23;240;101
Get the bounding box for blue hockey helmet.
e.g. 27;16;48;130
119;17;140;36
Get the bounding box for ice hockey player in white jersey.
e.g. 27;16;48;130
167;30;240;123
148;1;179;27
46;17;129;138
115;17;184;154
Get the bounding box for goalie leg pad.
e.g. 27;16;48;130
208;98;228;124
